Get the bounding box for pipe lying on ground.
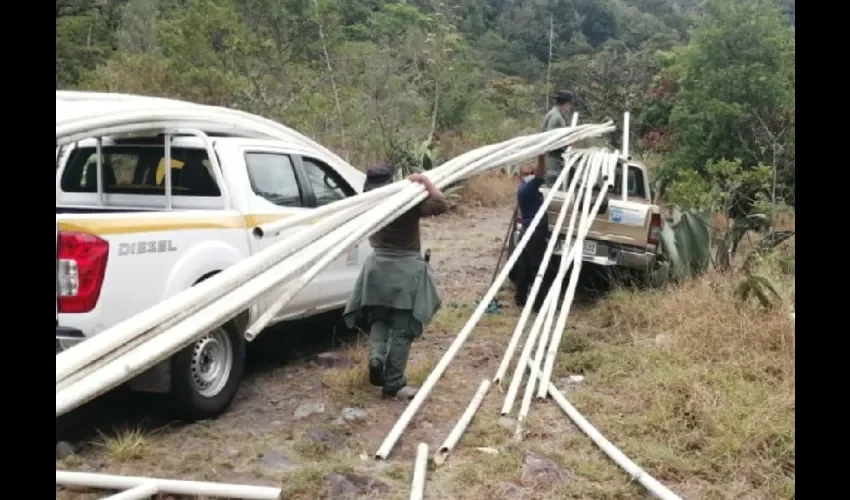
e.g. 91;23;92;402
101;482;158;500
435;379;491;466
524;360;683;500
492;152;586;387
410;443;429;500
373;158;576;460
537;151;618;398
56;471;280;500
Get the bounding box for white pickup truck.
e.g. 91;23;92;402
56;129;372;420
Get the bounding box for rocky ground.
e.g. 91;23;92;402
55;203;795;499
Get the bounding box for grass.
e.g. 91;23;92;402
557;255;795;499
57;205;795;500
94;427;151;462
459;172;518;208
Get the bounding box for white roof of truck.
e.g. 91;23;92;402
56;91;365;189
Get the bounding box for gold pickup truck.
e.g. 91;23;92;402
511;159;663;279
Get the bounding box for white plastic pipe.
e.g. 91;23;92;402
57;134;613;415
525;361;682;500
57;191;421;413
492;152;587;386
622;111;630;160
435;379;491;466
245;126;612;338
56;198;372;384
374;160;575;460
517;152;604;430
56;471;281;500
537;152;616;398
410;443;429;500
501;150;600;415
499;282;554;415
101;482;158;500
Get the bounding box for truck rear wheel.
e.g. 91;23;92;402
169;319;246;421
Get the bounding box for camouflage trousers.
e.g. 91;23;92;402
367;307;420;396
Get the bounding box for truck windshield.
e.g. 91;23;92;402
607;165;646;199
59;145;221;197
564;164;646;199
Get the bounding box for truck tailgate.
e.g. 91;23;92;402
546;193;652;250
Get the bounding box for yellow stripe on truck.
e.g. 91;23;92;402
58;214;290;236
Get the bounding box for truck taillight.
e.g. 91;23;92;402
648;213;662;246
57;231;109;313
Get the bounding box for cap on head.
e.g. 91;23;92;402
553;90;574;105
364;163;396;192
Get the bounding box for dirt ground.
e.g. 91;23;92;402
55;204;794;500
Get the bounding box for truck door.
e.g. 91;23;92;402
240;148;319;316
293;153;371;305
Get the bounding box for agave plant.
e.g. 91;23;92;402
657;207;711;280
658;207;794;309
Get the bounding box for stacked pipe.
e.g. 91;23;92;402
56;100;682;499
372;145;683;500
55;114;615;417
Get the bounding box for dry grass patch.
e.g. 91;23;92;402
563;263;795;499
94;426;152;462
321;342;373;403
459;172;518;208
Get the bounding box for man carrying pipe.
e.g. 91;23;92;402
513;156;552;311
541;90;575;186
343;165;447;400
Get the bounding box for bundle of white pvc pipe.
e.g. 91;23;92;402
56;99;681;500
55;105;614;415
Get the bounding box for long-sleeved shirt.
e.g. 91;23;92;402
517;175;548;233
541;106;569;160
369;197;448;251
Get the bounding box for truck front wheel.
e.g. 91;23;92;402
169;320;246;421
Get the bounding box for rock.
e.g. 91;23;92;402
225;447;240;458
655;333;671;346
271;420;284;427
500;482;525;500
260;450;295;470
340;408;368;423
56;441;75;459
520;451;570;488
307;428;347;451
314;352;353;369
498;416;517;431
293;402;325;420
324;472;390;499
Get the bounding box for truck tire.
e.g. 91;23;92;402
169;318;246;422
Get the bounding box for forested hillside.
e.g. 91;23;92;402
56;0;795;211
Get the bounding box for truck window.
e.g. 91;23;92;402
300;156;355;207
60;145;221;197
244;152;303;208
607;165;647;199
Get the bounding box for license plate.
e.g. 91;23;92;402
582;240;596;256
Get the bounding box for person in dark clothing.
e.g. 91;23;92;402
343;165;447;400
513;156;550;310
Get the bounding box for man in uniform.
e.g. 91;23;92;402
344;165;446;400
541;90;574;186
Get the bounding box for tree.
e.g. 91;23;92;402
662;0;795;213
